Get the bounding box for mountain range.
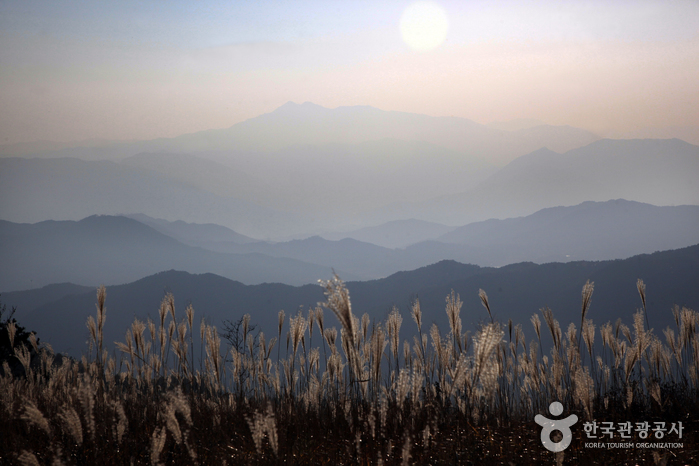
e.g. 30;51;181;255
319;219;457;248
0;215;354;291
2;138;697;237
2;200;698;291
4;243;697;358
119;139;499;220
1;102;696;361
368;138;699;226
0;102;599;166
0;156;302;238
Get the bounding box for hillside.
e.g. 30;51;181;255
381;138;699;225
435;199;699;265
0;215;354;291
0;157;301;238
8;244;698;358
129;201;699;272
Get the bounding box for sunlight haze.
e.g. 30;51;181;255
1;0;697;145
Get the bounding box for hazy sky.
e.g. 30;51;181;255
1;0;698;144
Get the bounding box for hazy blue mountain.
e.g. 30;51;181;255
5;137;695;235
9;244;698;358
5;197;696;294
0;216;357;291
118;140;498;220
122;199;699;280
486;119;546;132
125;213;258;245
1;102;600;166
0;138;129;158
513;125;604;155
119;152;266;205
375;138;699;226
0;144;493;236
187;235;475;280
196;199;699;275
435;200;699;265
187;236;396;276
0;283;93;315
612;126;699;146
0;157;304;238
320;219;457;248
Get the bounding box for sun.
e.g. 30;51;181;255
400;1;449;52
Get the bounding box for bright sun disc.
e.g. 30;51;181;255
400;1;449;52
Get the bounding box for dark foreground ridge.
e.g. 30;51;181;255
6;243;699;358
1;271;698;464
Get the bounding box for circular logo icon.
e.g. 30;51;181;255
535;401;578;452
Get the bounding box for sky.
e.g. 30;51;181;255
1;0;698;145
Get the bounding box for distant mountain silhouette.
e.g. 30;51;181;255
436;200;699;265
0;215;356;291
120;152;267;205
8;244;698;358
0;138;128;158
4;138;696;234
611;125;699;146
4;199;697;292
1;102;600;166
320;219;457;249
118;140;498;222
125;213;258;245
0;157;302;238
374;138;699;225
486;119;546;132
129;200;699;276
1;283;93;314
213;200;699;270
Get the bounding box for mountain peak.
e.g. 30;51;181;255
504;146;560;169
271;101;329;116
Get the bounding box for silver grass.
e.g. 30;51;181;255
396;368;410;407
315;306;324;336
531;314;541;343
21;401;51;435
289;311;307;359
324;327;338;349
115;401;128;444
401;434;412;466
637;278;650;330
582;319;595;359
574;367;593;419
361;313;370;344
308;307;315;341
319;275;356;347
242;314;251;349
411;298;423;333
478;289;493;322
15;345;31;375
445;290;463;355
7;320;16;350
387;306;403;362
371;323;386;386
150;426;167;466
17;451;40;466
403;340;412;369
163;402;182;445
471;322;503;402
28;333;38;353
581;280;594;324
96;285;106;360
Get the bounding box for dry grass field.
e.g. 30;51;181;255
1;277;697;464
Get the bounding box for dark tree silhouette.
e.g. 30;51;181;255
0;296;40;376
